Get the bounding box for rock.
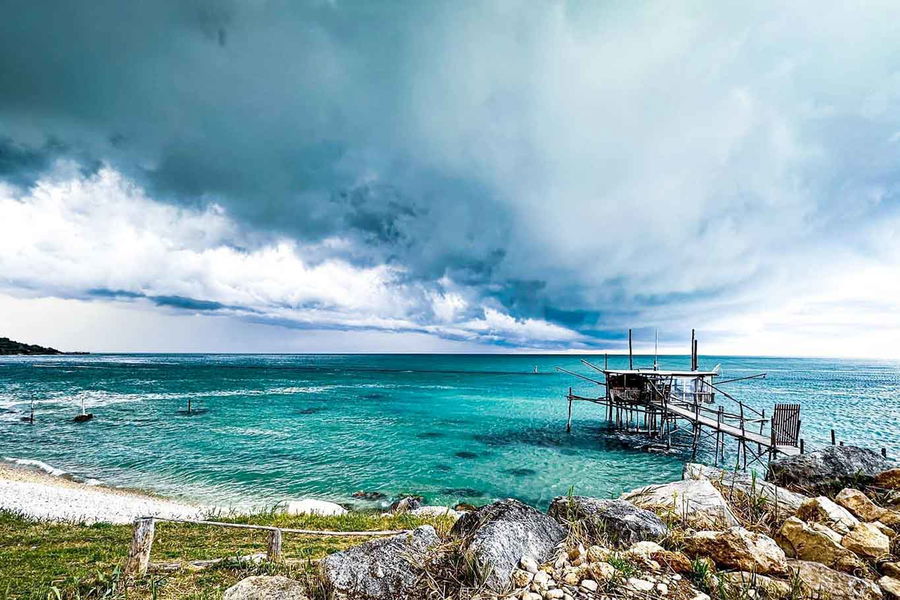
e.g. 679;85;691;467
842;522;891;559
881;510;900;529
621;479;738;528
880;576;900;600
884;563;900;579
797;496;859;534
768;446;894;494
836;488;887;521
450;498;566;592
650;549;693;573
874;521;897;537
281;499;347;516
389;495;424;513
685;527;787;575
223;576;309;600
579;579;598;592
547;496;667;547
776;516;864;573
876;469;900;490
684;463;807;515
628;578;654;592
520;555;539;574
719;571;793;599
408;505;462;520
790;560;883;600
320;525;438;599
352;491;386;501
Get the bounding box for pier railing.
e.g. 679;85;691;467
123;516;409;578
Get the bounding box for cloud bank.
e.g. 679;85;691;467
1;1;900;354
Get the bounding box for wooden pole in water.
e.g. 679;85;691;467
831;429;836;445
690;329;696;370
566;387;573;433
266;528;283;562
628;329;633;370
124;518;156;578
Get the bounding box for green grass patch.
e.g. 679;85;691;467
0;509;453;599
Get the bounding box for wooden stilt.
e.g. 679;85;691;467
566;388;573;433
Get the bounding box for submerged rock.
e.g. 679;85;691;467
281;499;347;516
685;527;788;575
321;525;439;600
450;498;566;591
621;479;739;528
789;560;883;600
768;446;894;494
222;576;309;600
547;496;667;547
684;462;807;515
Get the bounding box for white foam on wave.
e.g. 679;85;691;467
3;457;68;477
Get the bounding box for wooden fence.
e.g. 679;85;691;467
123;516;409;578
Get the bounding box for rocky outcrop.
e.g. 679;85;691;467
876;469;900;490
684;462;807;515
685;527;788;575
450;498;566;591
776;517;863;573
836;488;887;521
797;496;859;535
621;479;739;528
789;560;883;600
547;496;667;547
320;526;439;600
768;446;894;494
842;522;891;559
222;576;309;600
281;499;347;516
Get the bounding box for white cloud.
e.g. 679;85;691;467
0;165;580;348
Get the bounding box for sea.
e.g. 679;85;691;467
1;354;898;510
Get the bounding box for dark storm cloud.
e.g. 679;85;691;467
3;0;900;349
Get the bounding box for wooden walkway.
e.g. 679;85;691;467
659;401;801;456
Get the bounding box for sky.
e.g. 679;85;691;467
1;1;900;357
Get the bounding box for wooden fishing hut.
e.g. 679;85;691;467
560;329;802;469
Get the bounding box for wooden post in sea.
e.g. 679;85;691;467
566;387;573;433
124;518;156;578
266;528;283;562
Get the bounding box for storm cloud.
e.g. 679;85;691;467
2;1;900;353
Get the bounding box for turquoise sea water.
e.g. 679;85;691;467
1;354;898;510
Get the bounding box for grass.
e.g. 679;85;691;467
0;509;455;600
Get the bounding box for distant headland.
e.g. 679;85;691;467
0;337;88;355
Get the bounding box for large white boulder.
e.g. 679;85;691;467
621;479;739;528
281;499;347;516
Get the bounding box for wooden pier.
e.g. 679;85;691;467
560;330;802;469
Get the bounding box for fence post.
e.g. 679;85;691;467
267;528;283;562
124;518;155;578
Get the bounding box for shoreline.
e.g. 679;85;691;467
0;461;207;524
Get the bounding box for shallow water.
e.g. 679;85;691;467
1;354;898;509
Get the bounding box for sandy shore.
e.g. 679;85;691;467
0;462;207;524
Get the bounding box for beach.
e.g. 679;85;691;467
0;462;205;524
